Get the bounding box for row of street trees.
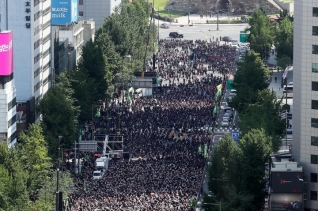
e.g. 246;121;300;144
0;124;74;210
203;9;292;211
0;0;155;210
37;0;154;157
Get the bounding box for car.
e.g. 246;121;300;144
93;170;103;180
221;120;229;127
222;36;232;42
160;23;170;29
229;92;236;97
223;113;232;121
169;32;184;38
224;106;232;112
225;110;234;118
231;40;239;46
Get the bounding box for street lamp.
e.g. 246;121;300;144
56;136;62;211
216;1;219;30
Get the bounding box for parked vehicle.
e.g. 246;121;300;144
160;23;170;28
169;32;184;38
93;171;103;180
221;120;229;127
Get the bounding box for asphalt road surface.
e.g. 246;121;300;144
159;24;248;42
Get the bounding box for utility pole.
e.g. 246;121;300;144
187;0;190;25
152;0;156;71
74;141;77;174
56;136;62;211
216;1;219;30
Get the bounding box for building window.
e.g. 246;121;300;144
312;136;318;146
7;114;16;128
314;7;318;17
311;154;318;164
311;173;318;183
79;11;84;16
34;11;41;21
312;100;318;109
34;0;40;7
313;82;318;91
79;0;83;5
310;191;318;200
312;119;318;128
7;97;16;111
313;45;318;54
313;63;318;72
314;26;318;36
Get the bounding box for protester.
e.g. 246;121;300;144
66;39;235;211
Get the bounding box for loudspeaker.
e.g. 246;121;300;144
123;152;131;160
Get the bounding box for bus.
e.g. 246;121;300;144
283;85;293;98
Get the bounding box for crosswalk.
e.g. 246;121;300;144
214;127;239;132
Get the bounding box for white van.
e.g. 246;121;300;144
93;171;103;180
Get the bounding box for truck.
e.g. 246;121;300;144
134;88;152;98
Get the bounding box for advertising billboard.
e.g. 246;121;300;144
52;0;78;25
271;172;303;193
0;31;13;76
270;193;302;211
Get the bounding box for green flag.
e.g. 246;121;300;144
216;83;223;91
215;89;222;100
198;145;202;154
190;198;197;208
95;107;101;117
127;95;131;104
83;180;87;191
216;104;220;114
204;144;208;158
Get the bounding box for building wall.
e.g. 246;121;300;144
0;77;16;147
293;0;318;210
78;0;121;29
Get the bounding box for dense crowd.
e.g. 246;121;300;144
66;39;236;211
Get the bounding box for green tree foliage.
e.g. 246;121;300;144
0;143;29;211
277;55;292;70
230;51;270;113
246;9;274;59
276;9;294;24
17;123;52;195
207;134;240;199
239;89;284;152
37;75;78;158
237;129;271;211
275;17;293;61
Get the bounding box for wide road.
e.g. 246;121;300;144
159;24;248;42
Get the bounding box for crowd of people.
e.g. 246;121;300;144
66;39;236;211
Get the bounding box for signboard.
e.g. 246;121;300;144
226;79;234;90
0;31;13;76
240;33;248;42
271;172;304;193
231;131;240;142
51;0;78;25
270;193;302;211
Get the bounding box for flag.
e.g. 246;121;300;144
217;83;223;91
83;180;87;191
95;107;101;117
198;145;202;154
128;87;134;93
208;126;212;134
282;68;288;79
213;106;217;114
215;89;222;100
127;95;131;104
204;144;208;158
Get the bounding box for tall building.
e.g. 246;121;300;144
293;1;318;210
0;30;16;147
0;0;52;124
78;0;121;28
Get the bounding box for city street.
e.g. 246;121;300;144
159;24;248;42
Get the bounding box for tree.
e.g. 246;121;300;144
207;134;240;199
277;55;292;70
37;75;78;158
69;66;99;122
236;129;271;211
78;40;108;101
230;51;270;113
246;9;274;59
18;123;51;194
275;17;293;60
239;89;284;152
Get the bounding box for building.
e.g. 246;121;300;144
0;0;53;125
0;30;16;147
52;19;95;75
293;0;318;210
268;152;305;211
78;0;121;29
